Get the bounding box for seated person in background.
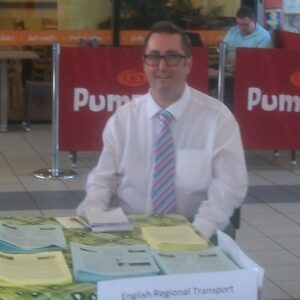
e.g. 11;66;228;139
76;21;248;240
222;5;272;109
223;5;273;73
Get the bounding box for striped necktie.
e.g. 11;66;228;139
152;110;176;214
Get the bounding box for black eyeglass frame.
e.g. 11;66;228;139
143;53;187;67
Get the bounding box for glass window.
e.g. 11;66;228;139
0;0;111;30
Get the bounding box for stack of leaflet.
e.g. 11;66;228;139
141;226;209;251
85;207;132;232
0;222;66;253
152;247;239;274
0;251;72;286
71;243;161;282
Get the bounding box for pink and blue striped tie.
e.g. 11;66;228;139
152;110;176;214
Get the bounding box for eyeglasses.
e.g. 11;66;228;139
143;53;186;67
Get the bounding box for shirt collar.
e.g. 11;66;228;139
147;85;190;120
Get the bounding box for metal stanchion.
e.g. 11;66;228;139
33;44;77;180
217;42;227;103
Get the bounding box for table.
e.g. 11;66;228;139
0;214;190;300
0;50;39;131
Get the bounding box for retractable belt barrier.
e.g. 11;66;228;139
232;47;300;150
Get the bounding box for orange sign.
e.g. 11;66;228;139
0;29;226;47
0;30;112;46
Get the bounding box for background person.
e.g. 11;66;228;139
221;5;272;109
223;5;273;73
77;21;248;240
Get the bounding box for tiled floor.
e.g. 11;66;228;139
0;123;300;300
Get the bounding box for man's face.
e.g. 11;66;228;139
143;33;192;101
236;17;256;35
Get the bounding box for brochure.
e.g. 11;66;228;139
141;225;209;251
71;243;161;282
0;222;66;253
55;216;88;229
152;246;239;274
0;251;72;286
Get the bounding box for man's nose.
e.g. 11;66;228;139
158;57;168;69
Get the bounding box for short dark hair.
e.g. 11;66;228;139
236;6;256;21
144;21;192;57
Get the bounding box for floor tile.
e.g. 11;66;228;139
251;170;300;185
0;192;38;210
248;186;300;203
256;224;300;237
246;249;300;267
236;236;284;252
242;212;295;227
277;281;300;299
260;281;292;300
270;236;300;250
30;191;82;209
265;264;300;281
0;210;43;217
248;171;274;186
269;203;300;214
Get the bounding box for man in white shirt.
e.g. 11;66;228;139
77;21;248;240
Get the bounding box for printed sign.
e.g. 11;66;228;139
97;270;258;300
233;47;300;149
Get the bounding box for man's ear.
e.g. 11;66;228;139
186;56;193;75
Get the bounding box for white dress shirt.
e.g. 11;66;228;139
77;85;248;239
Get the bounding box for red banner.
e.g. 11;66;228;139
233;48;300;149
274;30;300;49
59;47;209;151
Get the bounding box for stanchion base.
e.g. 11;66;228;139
33;168;77;180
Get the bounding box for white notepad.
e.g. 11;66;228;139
85;207;132;232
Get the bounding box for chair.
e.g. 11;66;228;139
230;207;241;230
22;81;52;131
22;46;52;131
227;207;241;240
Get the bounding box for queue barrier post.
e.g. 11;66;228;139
217;42;226;103
33;44;77;180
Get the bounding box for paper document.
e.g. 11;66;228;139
152;246;239;274
0;251;72;286
141;226;209;251
85;207;132;232
71;243;161;282
55;216;88;229
0;223;66;252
